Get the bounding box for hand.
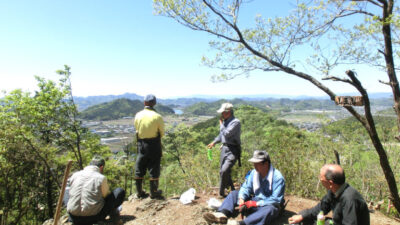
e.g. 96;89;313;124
238;198;246;213
207;142;215;149
244;200;257;208
238;204;248;219
238;200;247;220
288;215;303;224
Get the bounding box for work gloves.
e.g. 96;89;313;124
239;201;257;218
243;201;257;208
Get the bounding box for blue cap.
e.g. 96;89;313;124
144;94;156;103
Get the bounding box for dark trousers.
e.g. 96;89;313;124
135;138;161;178
219;146;237;196
69;188;125;225
218;190;279;225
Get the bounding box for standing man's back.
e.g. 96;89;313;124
134;94;165;199
134;107;164;140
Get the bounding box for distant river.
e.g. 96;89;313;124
173;109;183;115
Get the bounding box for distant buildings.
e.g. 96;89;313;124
101;137;129;145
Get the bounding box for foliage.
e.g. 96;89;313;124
321;115;400;199
0;72;109;224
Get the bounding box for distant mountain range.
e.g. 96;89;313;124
185;92;393;100
74;92;393;111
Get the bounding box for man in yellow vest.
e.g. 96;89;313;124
134;94;165;199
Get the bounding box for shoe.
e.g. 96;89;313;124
227;220;239;225
112;219;123;225
203;212;227;224
150;180;164;199
150;190;164;199
134;192;149;199
110;208;123;225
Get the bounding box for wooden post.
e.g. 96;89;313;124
53;160;73;225
334;150;340;165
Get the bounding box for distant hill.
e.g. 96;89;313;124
184;99;249;116
183;97;394;116
74;93;214;111
75;93;143;111
79;98;174;121
184;98;340;116
74;93;143;111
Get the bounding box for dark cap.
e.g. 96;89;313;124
248;150;270;163
144;94;156;103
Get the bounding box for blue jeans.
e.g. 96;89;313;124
69;188;125;225
218;190;279;225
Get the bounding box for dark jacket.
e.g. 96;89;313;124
300;183;370;225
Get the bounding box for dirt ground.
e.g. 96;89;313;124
116;192;400;225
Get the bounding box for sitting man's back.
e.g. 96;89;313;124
67;164;108;216
67;157;125;225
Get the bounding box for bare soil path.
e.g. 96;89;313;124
117;193;399;225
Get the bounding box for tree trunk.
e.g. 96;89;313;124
379;0;400;213
46;169;54;219
367;129;400;212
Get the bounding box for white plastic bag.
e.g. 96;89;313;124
207;197;222;210
179;188;196;204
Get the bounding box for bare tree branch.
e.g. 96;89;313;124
351;0;383;8
202;0;241;42
322;76;354;85
379;79;391;85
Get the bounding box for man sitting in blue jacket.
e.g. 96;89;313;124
203;150;285;225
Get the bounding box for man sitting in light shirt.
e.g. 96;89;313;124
67;156;125;225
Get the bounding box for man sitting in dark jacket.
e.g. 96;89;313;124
288;164;370;225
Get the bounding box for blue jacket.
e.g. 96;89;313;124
238;166;285;207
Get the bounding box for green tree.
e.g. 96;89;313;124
153;0;400;214
56;65;85;169
0;69;108;224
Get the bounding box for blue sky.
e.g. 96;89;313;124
0;1;391;98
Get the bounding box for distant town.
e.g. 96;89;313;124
82;114;213;154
